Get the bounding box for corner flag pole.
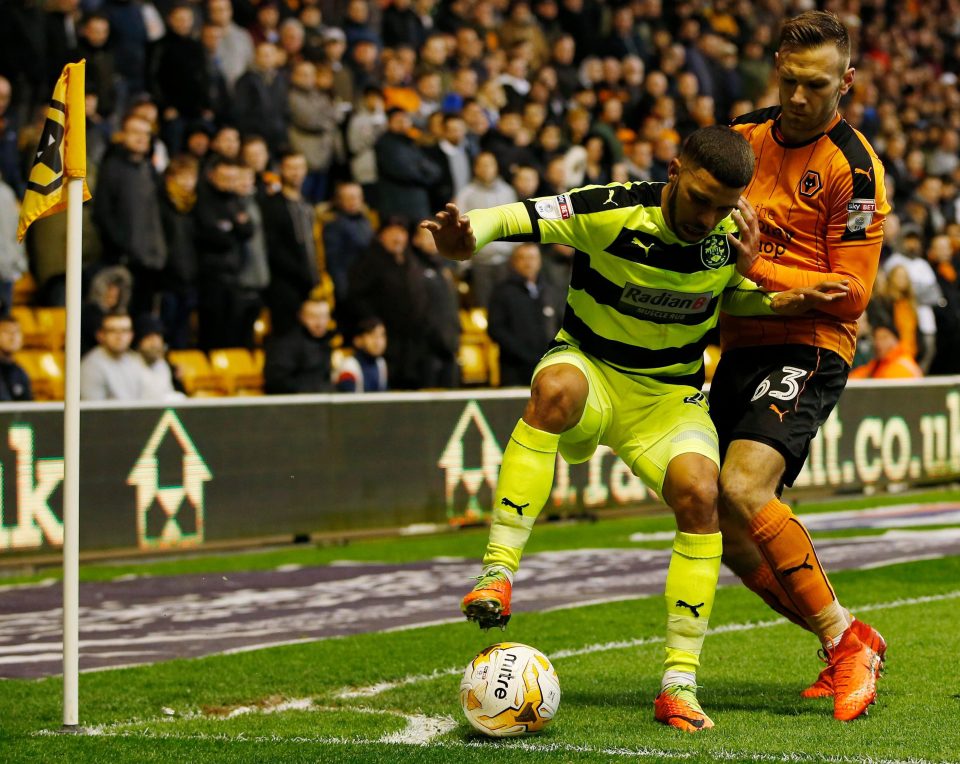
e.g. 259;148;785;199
17;60;93;729
62;174;83;727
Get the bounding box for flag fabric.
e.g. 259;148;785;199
16;61;92;242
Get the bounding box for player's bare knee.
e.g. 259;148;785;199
669;478;719;534
525;368;586;433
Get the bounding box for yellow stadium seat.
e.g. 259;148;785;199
209;348;264;395
703;344;722;383
486;341;500;388
167;350;224;396
12;273;37;306
458;340;489;386
460;307;488;335
33;307;66;350
10;306;38;341
15;350;64;400
14;306;52;349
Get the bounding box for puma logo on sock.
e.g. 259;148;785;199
675;600;704;618
500;497;529;515
781;554;814;577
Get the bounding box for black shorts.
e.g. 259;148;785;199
708;345;849;487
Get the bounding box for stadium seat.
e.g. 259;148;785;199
33;307;66;350
703;344;721;383
209;348;264;396
460;308;488;335
12;273;37;306
15;350;64;400
167;350;224;396
458;340;489;386
10;306;39;344
486;341;501;388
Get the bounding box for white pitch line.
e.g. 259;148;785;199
38;727;950;764
379;712;459;745
335;589;960;700
34;701;457;747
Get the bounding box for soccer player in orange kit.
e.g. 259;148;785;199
709;11;890;722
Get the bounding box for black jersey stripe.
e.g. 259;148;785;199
547;338;706;387
601;228;735;273
561;307;709;371
826;120;876;242
570;181;662;214
731;105;782;126
505;199;542;243
569;251;721;326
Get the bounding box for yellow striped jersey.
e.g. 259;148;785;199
467;181;773;387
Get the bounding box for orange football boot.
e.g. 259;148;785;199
801;619;887;699
828;628;882;721
461;567;512;630
654;684;715;733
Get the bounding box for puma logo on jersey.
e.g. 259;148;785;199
854;166;874;181
769;404;789;422
501;497;529;515
604;189;617;206
781;554;814;577
631;237;652;254
675;600;704;618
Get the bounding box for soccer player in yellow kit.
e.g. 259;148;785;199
423;126;847;731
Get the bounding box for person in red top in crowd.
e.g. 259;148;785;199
850;324;923;379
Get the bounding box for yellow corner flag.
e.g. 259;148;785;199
16;60;92;242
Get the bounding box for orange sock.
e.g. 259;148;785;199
741;559;811;632
748;498;836;619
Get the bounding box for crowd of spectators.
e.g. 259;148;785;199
1;0;960;398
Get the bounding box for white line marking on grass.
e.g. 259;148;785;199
627;531;677;542
0;578;57;592
335;589;960;699
378;713;459;745
451;739;948;764
857;554;945;570
35;701;457;747
38;727;949;763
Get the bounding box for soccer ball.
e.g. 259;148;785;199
459;642;561;737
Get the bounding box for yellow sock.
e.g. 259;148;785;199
663;531;723;675
482;419;561;573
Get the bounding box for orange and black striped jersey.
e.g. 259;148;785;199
724;106;890;365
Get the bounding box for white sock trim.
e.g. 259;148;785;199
481;564;514;584
661;670;697;690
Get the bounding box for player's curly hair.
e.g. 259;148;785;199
680;125;755;189
779;10;850;64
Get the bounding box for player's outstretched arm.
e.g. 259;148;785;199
770;280;851;316
420;203;477;262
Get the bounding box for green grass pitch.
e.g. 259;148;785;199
2;491;959;763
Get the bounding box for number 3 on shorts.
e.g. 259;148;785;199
750;366;809;403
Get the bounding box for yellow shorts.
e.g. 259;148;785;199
533;346;720;496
